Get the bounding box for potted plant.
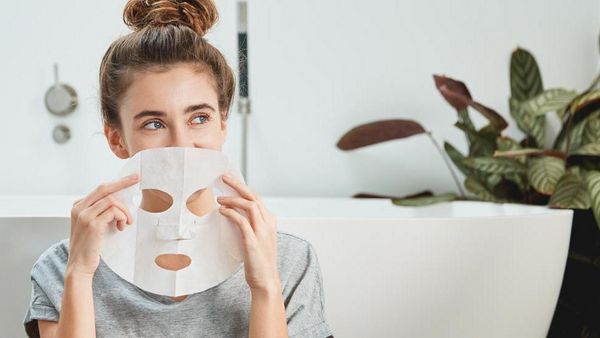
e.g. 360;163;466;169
336;35;600;337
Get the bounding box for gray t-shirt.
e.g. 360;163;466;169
23;231;333;338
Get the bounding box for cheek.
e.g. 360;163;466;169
192;128;225;150
129;133;166;152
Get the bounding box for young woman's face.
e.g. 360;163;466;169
105;62;227;159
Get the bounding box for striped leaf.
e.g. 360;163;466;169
569;142;600;156
527;156;565;195
584;170;600;230
548;171;591;209
521;88;578;117
582;116;600;144
457;108;477;145
556;116;587;153
510;48;544;101
510;97;545;147
497;136;526;164
569;89;600;113
463;157;527;174
454;122;496;157
391;192;459;206
444;141;472;177
464;177;506;202
486;173;503;188
497;136;522;151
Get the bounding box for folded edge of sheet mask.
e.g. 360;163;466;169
100;147;245;297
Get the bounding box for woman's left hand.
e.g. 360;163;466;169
217;174;281;294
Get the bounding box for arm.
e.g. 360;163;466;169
37;270;95;338
53;269;96;337
249;283;288;338
38;174;140;338
217;174;289;338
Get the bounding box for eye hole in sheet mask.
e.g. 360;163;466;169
140;189;173;213
186;187;218;217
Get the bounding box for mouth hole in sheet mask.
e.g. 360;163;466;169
140;189;173;213
186;187;218;217
155;254;192;271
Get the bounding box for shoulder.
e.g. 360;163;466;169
276;231;317;264
30;239;70;281
275;231;323;283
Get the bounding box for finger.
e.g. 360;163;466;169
81;173;140;209
219;205;255;242
86;194;134;226
221;174;257;201
217;196;262;227
221;175;271;219
251;192;269;217
95;206;128;232
73;197;84;207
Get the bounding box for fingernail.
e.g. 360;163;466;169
222;174;231;180
128;173;138;180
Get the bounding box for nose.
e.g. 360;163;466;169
155;223;199;240
168;125;194;148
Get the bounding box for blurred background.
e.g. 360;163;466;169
1;0;598;198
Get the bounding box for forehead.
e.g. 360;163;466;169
120;63;219;114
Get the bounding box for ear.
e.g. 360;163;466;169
220;113;228;140
104;123;130;159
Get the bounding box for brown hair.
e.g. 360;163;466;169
99;0;235;129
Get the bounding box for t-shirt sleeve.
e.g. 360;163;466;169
23;276;60;337
280;235;334;338
23;240;68;338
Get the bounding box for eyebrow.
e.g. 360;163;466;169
133;103;216;120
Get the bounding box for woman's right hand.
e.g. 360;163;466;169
67;173;140;276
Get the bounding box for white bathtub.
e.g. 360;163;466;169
0;195;573;338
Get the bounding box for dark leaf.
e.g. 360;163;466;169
433;74;472;110
336;119;427;150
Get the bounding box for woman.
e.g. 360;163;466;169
23;1;333;337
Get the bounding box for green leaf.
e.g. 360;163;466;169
549;171;591;209
556;116;588;153
503;172;527;192
527;156;565;195
464;177;506;202
584;170;600;231
391;192;459;206
569;142;600;156
569;89;600;113
497;136;522;151
510;97;545;147
486;173;503;188
520;88;578;117
444;141;473;177
510;48;544;101
582;116;600;144
496;136;527;164
457;108;477;145
463;157;527;174
454;122;496;157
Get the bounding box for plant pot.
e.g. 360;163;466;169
547;209;600;338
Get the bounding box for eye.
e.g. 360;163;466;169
191;114;210;125
143;120;164;130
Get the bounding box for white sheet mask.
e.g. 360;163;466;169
100;147;244;297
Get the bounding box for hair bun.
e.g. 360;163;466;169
123;0;218;37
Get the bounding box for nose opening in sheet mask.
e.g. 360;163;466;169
140;189;173;213
186;187;218;217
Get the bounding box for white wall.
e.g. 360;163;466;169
1;0;599;198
